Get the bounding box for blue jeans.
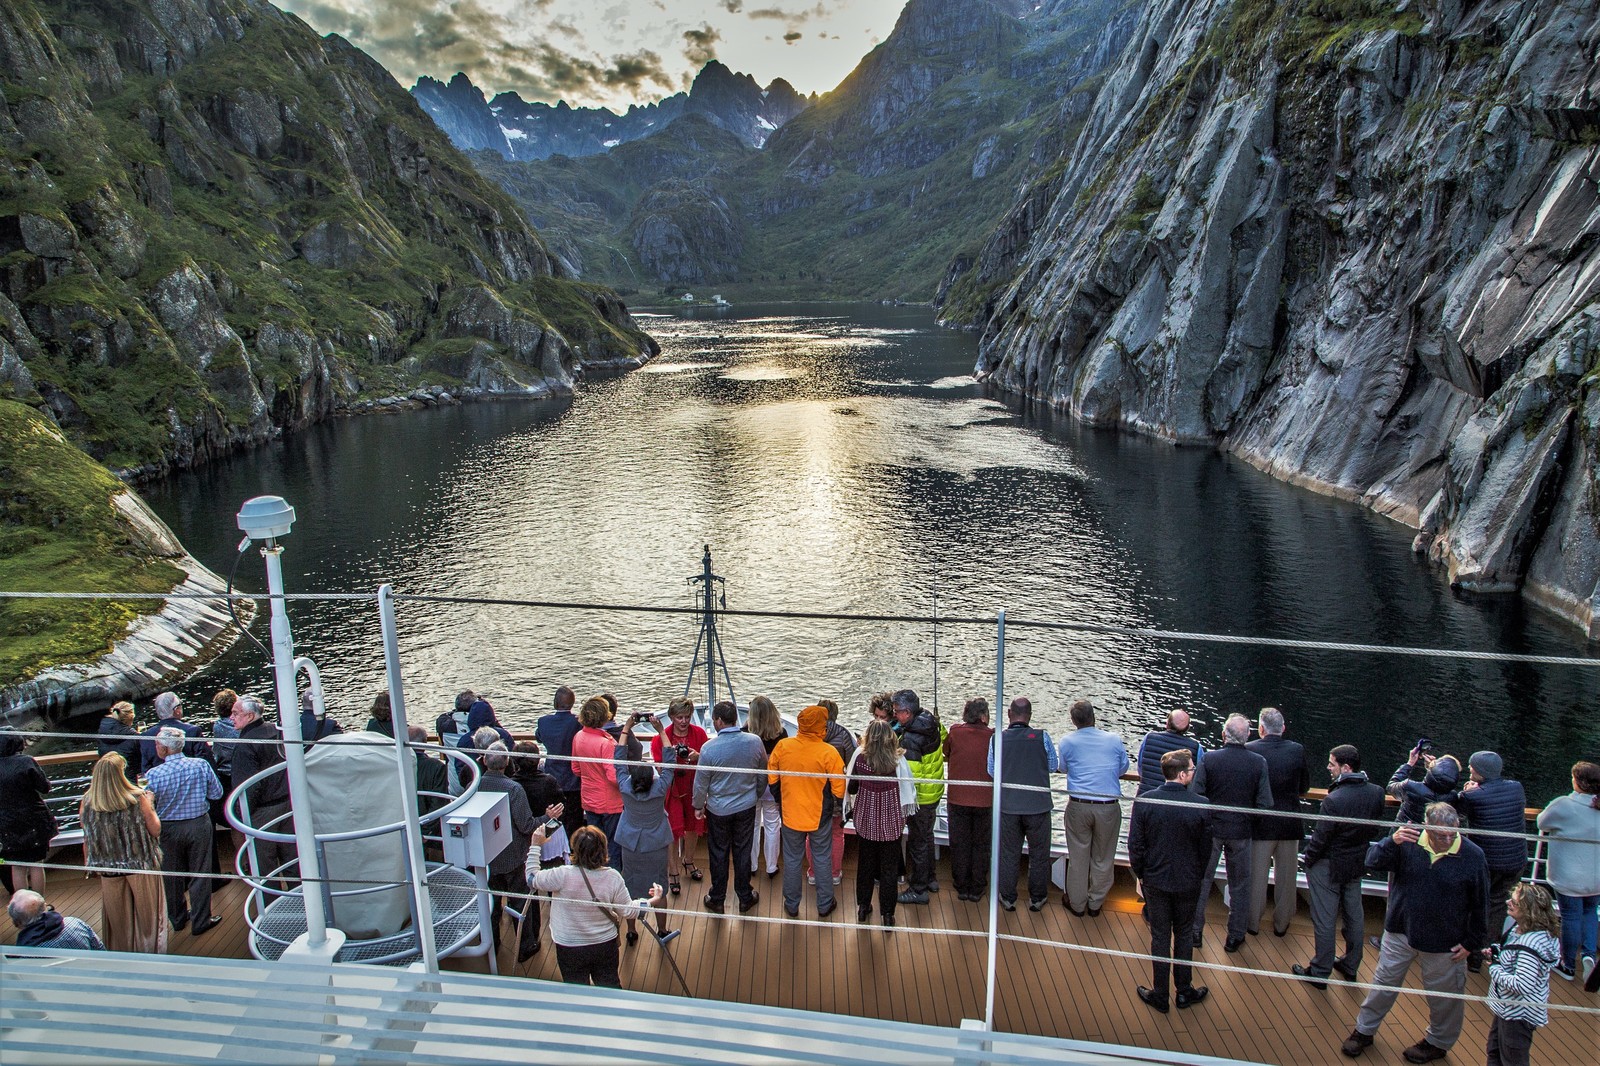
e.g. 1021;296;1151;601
586;811;623;870
1555;891;1599;968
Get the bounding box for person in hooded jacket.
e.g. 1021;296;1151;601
451;699;514;795
7;890;104;951
1387;748;1462;824
892;689;945;904
1483;882;1561;1066
769;704;846;918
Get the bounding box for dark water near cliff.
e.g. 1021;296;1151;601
135;303;1598;803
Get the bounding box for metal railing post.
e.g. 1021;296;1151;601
984;608;1005;1032
379;583;440;973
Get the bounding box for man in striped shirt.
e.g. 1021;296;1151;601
145;728;224;936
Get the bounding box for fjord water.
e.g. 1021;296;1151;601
142;304;1598;803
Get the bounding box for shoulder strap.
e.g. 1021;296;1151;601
576;866;622;931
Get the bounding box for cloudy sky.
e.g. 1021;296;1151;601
280;1;907;109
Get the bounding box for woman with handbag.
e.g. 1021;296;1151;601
79;752;165;953
529;824;664;986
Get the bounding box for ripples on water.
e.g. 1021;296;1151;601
134;304;1599;802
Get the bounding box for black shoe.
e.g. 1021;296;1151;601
1224;936;1245;953
817;901;837;918
702;893;725;914
857;905;871;921
657;929;680;947
927;881;939;893
517;937;541;962
738;890;760;913
882;915;895;927
1087;905;1103;917
1341;1030;1374;1058
1467;954;1482;973
1176;985;1209;1009
784;904;799;918
1192;931;1203;950
1274;927;1290;937
1064;900;1086;917
1029;898;1047;912
1402;1039;1448;1064
625;930;639;946
171;913;189;932
896;890;929;905
767;868;780;879
190;915;222;937
1000;898;1016;912
1136;986;1169;1013
1333;958;1359;981
1292;964;1328;990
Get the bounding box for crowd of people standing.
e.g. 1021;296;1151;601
2;684;1597;1060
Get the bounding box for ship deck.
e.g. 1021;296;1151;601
8;848;1595;1064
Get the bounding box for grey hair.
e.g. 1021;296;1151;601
483;741;509;774
472;726;500;749
154;692;181;719
407;724;428;743
7;889;46;929
1222;714;1251;744
1424;802;1460;828
234;695;265;721
156;726;186;755
1259;707;1285;736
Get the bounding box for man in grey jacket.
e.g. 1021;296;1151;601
694;700;768;914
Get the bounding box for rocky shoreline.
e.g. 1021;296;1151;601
0;494;251;729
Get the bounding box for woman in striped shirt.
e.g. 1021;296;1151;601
847;720;914;927
1484;882;1561;1066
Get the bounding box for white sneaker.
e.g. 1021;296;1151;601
1583;956;1597;983
832;875;842;885
806;874;816;886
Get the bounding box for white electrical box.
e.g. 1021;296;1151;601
441;790;512;869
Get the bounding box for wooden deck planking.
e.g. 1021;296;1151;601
8;848;1597;1064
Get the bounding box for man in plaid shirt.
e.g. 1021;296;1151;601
146;728;224;936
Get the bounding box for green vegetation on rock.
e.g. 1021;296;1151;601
0;399;182;685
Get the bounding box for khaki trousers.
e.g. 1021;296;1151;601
1064;799;1121;910
99;871;168;954
1249;837;1300;934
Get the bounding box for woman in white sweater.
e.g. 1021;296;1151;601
530;824;663;986
1535;760;1600;981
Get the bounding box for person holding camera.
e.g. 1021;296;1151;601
1387;740;1462;824
1484;883;1561;1066
529;824;665;987
650;696;708;895
616;718;680;945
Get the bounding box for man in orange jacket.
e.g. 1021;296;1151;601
769;705;847;918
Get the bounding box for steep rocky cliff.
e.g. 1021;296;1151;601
972;0;1600;636
0;0;657;477
413;62;808;163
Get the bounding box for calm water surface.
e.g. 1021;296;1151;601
137;304;1599;802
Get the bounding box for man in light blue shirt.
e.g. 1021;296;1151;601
145;728;224;936
1056;699;1130;917
693;701;768;914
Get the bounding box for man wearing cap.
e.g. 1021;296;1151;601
1457;750;1528;963
892;689;945;905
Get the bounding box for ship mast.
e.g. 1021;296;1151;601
684;545;736;710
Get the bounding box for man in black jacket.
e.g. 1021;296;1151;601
228;694;294;884
1247;707;1310;937
1293;744;1385;988
1128;749;1213;1013
1341;803;1489;1063
1191;713;1272;952
1457;750;1527;961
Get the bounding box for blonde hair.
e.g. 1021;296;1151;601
85;753;141;813
109;700;135;724
861;720;900;774
746;695;782;742
1510;882;1561;939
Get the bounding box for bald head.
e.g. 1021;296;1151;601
6;889;47;929
1166;710;1191;734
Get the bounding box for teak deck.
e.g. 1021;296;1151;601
8;848;1595;1065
